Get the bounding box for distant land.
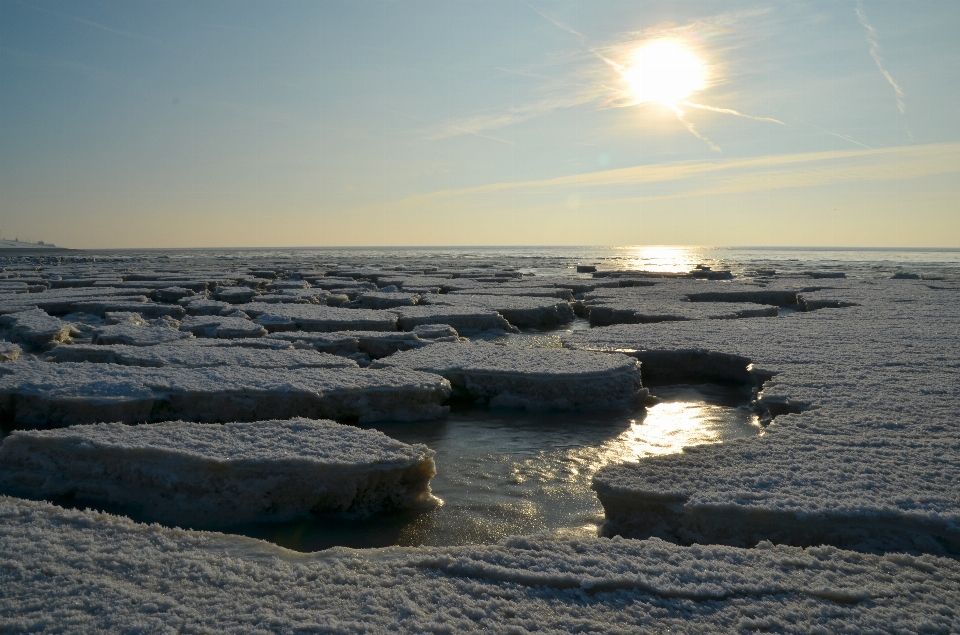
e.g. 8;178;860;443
0;239;73;253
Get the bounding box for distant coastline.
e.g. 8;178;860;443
0;239;74;254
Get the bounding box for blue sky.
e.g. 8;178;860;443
2;0;959;248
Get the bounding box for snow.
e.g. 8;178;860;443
374;341;645;409
44;343;357;369
0;308;79;348
1;497;958;633
242;303;400;332
265;330;361;355
0;361;452;426
92;323;195;346
562;279;960;555
389;304;516;334
178;315;268;339
179;297;233;315
0;419;436;526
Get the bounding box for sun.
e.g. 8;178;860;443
623;40;706;105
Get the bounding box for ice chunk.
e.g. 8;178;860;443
178;315;268;339
424;294;574;328
0;309;79;348
355;291;420;309
0;419;436;527
44;344;357;369
242;304;399;332
374;341;645;409
412;323;460;340
0;361;451;426
92;324;195;346
214;287;259;304
179;297;233;316
0;342;20;362
264;331;360;355
155;286;194;302
389;305;516;334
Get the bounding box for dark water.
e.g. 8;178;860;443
236;384;760;551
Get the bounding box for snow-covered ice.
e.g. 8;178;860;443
44;343;357;369
178;315;268;339
389;304;515;334
242;303;399;332
1;497;957;633
0;419;436;527
374;341;645;409
0;308;79;348
0;361;452;426
563;279;960;555
0;342;21;362
92;323;195;346
424;294;575;328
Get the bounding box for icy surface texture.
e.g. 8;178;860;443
92;323;194;346
374;341;645;410
0;361;452;426
242;303;399;332
389;305;515;334
1;497;958;633
424;294;575;328
0;309;78;348
0;419;436;526
0;342;21;362
355;291;420;309
179;315;268;339
564;279;960;555
44;344;357;369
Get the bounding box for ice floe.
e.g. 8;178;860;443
389;304;515;334
242;304;399;332
44;344;357;369
0;361;451;426
0;419;436;526
374;341;645;409
178;315;268;339
92;323;195;346
0;308;79;348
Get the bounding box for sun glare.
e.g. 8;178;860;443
624;40;706;105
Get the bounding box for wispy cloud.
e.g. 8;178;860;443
343;143;960;214
855;1;905;114
422;96;594;141
18;0;160;44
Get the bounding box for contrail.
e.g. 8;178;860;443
522;2;585;39
855;1;905;114
787;114;874;150
667;104;721;152
678;102;785;125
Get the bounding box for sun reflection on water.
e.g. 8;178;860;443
615;245;703;273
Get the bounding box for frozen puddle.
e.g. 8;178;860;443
234;384;760;551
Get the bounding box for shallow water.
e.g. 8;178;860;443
237;384;760;551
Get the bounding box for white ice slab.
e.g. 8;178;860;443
92;324;195;346
0;361;451;426
389;305;515;334
355;291;420;309
0;418;436;527
44;344;357;369
424;294;575;328
0;309;79;348
179;297;233;315
178;315;268;339
242;304;399;332
374;341;644;409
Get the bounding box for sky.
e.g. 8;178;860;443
1;0;959;249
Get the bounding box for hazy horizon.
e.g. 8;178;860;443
3;1;959;249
